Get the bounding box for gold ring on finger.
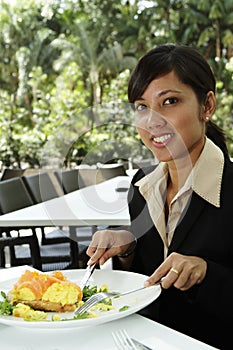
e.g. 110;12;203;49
170;267;180;275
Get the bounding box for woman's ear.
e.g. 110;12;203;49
203;91;216;121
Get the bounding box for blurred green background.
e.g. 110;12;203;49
0;0;233;169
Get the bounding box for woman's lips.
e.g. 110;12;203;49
151;133;174;147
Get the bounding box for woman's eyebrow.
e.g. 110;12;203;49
157;89;182;97
134;89;182;103
135;89;182;102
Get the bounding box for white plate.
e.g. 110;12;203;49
0;269;161;329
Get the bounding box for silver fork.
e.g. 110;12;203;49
75;284;155;315
112;329;137;350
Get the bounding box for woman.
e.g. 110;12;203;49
87;44;233;349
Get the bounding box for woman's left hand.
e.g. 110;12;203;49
145;252;207;291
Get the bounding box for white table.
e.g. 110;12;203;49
0;176;131;227
0;266;218;350
0;176;131;268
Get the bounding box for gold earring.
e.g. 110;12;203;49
205;117;209;121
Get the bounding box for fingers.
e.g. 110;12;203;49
176;269;204;290
144;252;207;291
86;246;106;265
86;229;136;266
87;246;119;266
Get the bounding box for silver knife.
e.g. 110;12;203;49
131;338;154;350
79;263;96;290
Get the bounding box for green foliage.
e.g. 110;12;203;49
0;0;233;168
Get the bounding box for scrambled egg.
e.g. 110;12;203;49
91;301;115;312
11;287;35;302
52;314;61;321
42;283;80;306
13;303;47;321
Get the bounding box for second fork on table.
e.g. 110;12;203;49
112;329;137;350
112;329;154;350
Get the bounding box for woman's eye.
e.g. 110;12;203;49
164;97;178;105
134;104;147;111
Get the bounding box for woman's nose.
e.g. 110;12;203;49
147;109;166;129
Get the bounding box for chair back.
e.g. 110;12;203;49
0;177;34;214
0;235;42;269
96;163;127;182
54;169;84;194
0;168;24;181
78;168;101;187
22;172;59;203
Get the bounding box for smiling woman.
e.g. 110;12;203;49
86;44;233;350
132;70;213;166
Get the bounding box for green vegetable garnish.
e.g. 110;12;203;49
119;305;130;312
82;285;98;302
101;298;112;306
0;291;14;315
73;311;90;320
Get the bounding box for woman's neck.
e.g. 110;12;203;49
165;160;192;209
166;137;205;191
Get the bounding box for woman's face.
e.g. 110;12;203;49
134;71;207;164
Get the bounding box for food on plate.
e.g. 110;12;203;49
0;270;130;322
7;270;82;312
13;303;47;321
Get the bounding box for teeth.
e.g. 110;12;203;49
153;134;172;143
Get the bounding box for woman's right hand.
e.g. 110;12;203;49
86;229;136;266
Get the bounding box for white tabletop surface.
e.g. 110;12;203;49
0;176;131;227
0;266;218;350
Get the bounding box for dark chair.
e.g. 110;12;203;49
96;163;127;181
0;234;41;269
78;168;100;188
54;169;96;257
79;164;127;234
0;177;42;269
0;168;24;181
22;172;67;245
22;171;90;270
96;163;129;232
22;172;59;203
0;176;81;271
0;177;35;216
54;169;84;194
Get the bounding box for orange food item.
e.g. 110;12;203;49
8;270;82;312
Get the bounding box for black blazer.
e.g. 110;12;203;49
126;159;233;350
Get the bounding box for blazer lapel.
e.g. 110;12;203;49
168;192;206;253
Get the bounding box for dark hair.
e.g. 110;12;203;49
128;44;229;159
